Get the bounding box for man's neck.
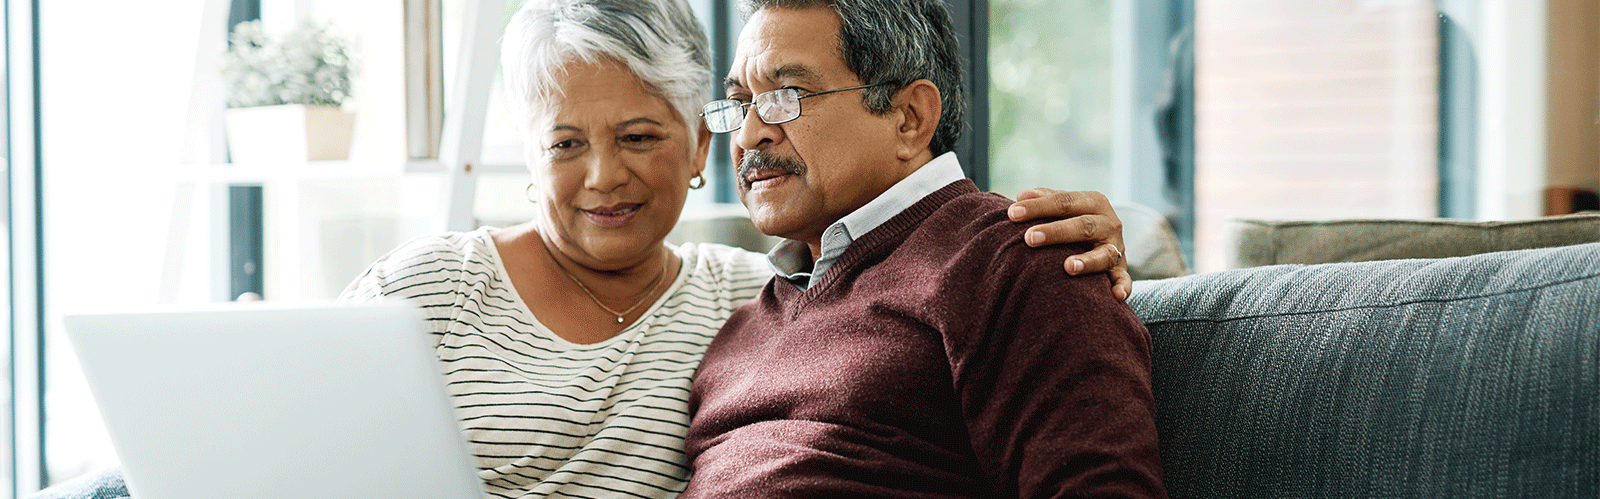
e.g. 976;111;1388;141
802;152;938;265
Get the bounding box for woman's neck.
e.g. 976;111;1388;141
491;222;679;343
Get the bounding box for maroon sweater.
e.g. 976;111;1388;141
683;180;1166;499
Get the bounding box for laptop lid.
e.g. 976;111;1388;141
63;301;486;499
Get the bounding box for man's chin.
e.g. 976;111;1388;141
743;204;796;238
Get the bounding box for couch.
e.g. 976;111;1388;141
1128;241;1599;497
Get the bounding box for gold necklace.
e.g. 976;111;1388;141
539;239;672;324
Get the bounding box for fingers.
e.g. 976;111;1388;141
1065;243;1132;301
1111;269;1133;301
1009;187;1130;301
1023;214;1121;248
1014;188;1046;202
1008;188;1111;222
1065;242;1123;275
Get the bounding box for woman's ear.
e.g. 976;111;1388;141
892;79;941;161
693;120;714;179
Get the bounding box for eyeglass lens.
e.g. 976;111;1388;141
702;100;743;133
701;88;805;133
756;89;800;124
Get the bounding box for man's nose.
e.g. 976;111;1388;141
732;105;781;152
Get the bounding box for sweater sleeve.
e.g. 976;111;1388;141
942;236;1167;499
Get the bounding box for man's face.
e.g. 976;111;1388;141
727;6;904;249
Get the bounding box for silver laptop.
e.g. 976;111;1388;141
63;301;487;499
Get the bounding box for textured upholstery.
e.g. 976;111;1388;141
29;468;128;499
1129;242;1600;498
1227;214;1600;269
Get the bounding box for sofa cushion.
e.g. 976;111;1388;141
1115;202;1191;280
1227;213;1600;268
1129;242;1600;498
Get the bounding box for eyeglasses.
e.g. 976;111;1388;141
700;84;884;133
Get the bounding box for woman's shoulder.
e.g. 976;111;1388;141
676;242;769;274
673;242;772;292
388;229;493;258
370;229;500;269
339;229;501;301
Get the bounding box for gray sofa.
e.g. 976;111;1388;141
1128;241;1599;497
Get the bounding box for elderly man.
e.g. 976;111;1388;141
682;0;1167;498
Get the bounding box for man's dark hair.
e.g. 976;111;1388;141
742;0;965;156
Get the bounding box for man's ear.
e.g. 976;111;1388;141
892;79;941;162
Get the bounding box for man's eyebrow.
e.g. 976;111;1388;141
771;64;819;84
724;63;821;91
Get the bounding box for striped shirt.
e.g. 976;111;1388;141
339;228;771;499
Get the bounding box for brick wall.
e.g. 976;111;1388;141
1194;0;1439;271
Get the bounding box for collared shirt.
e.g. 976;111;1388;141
767;152;967;290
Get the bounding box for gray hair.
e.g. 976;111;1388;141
740;0;965;156
502;0;712;131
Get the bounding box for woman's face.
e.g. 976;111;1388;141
523;58;711;270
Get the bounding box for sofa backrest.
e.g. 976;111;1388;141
1129;242;1600;498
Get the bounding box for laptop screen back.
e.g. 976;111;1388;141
63;302;485;499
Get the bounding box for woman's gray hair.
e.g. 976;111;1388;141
740;0;965;156
503;0;712;132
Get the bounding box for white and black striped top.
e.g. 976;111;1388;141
339;228;770;499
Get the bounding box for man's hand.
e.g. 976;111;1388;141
1006;188;1131;301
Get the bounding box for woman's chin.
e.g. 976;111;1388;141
563;232;668;269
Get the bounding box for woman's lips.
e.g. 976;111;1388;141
583;203;641;227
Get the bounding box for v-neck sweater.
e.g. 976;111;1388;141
683;180;1167;499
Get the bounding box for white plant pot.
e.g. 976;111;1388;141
225;104;355;163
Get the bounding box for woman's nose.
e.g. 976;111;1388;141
583;149;630;192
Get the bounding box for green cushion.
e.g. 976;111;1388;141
1130;242;1600;498
1228;214;1600;268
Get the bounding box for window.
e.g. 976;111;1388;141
988;1;1114;198
30;0;431;490
988;0;1194;262
986;0;1524;272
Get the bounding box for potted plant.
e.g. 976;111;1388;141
220;19;357;163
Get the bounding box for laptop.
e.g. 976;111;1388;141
63;301;487;499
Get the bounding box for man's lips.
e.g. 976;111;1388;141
745;169;793;186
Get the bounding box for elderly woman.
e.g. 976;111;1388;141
31;0;1127;498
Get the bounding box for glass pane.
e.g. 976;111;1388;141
0;4;11;493
40;1;211;483
988;0;1114;198
1193;0;1439;271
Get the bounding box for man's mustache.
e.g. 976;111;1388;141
736;151;806;189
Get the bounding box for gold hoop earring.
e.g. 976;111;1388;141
689;174;706;190
524;183;538;203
